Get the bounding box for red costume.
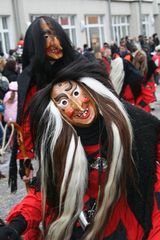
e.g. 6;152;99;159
6;106;160;240
121;61;156;113
6;144;160;240
16;86;37;160
3;60;160;240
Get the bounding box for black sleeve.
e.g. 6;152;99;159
0;215;27;240
9;215;27;235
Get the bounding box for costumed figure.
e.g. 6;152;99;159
132;49;157;112
101;46;111;74
9;16;83;192
0;60;160;240
152;44;160;85
109;56;152;112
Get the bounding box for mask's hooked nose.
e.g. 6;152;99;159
50;35;62;50
71;99;84;112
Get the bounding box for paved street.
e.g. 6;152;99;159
0;85;160;222
0;152;26;220
0;157;38;220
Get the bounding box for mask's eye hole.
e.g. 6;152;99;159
73;88;80;98
61;99;68;105
58;99;68;108
44;34;49;39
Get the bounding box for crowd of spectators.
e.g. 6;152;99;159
0;39;22;179
78;33;160;113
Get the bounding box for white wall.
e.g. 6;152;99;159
0;0;17;49
19;0;109;48
0;0;160;53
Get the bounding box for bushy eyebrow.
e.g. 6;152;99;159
54;93;68;102
54;82;77;102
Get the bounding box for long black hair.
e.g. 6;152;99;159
22;16;81;88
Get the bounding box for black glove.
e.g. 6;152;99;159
0;225;20;240
0;215;27;240
19;159;33;179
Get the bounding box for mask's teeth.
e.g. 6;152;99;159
77;108;88;117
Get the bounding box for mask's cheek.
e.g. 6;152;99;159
84;96;90;103
80;95;89;103
64;107;74;118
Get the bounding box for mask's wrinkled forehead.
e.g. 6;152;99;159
56;81;73;91
40;18;54;34
51;81;76;101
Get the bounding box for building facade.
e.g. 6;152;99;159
0;0;160;55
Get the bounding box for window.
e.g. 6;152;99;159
85;15;105;53
0;16;10;54
57;15;77;47
142;15;149;37
31;15;77;47
112;16;130;45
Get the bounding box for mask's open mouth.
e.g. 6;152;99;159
48;46;63;54
77;108;90;119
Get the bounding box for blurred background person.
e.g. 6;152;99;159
2;60;19;82
132;49;157;112
152;44;160;85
